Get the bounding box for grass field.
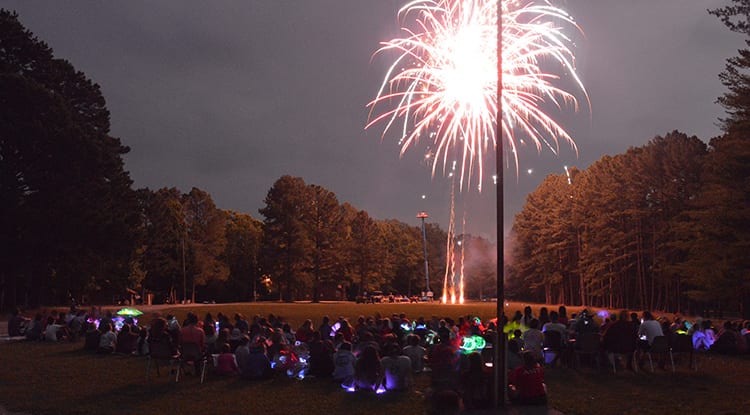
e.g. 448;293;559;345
1;302;748;415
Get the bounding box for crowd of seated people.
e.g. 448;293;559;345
9;303;750;411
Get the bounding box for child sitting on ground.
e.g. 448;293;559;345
215;342;239;375
508;351;547;406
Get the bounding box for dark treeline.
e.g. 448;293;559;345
509;2;750;318
4;3;750;313
0;10;497;309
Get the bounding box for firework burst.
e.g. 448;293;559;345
367;0;587;190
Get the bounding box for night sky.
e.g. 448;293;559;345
3;0;744;241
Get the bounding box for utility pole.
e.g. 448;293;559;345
495;0;506;408
181;236;186;304
417;211;430;294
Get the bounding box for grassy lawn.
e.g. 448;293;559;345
1;302;748;415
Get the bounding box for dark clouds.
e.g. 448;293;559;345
3;0;744;241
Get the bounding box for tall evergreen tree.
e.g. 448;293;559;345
694;2;750;317
0;10;138;307
378;220;423;296
710;0;750;134
182;187;229;303
221;211;263;302
259;176;313;302
347;210;384;296
306;184;344;302
138;188;185;304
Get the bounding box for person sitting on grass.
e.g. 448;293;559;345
215;342;239;376
508;351;547;406
381;343;413;391
8;308;29;337
521;306;536;328
136;327;149;356
203;312;217;342
712;321;747;354
235;335;251;372
637;311;663;366
179;312;206;354
26;313;44;341
319;315;332;341
460;351;492;410
507;339;524;372
44;316;64;342
333;342;357;385
84;322;101;352
115;323;139;354
402;334;427;373
267;329;288;360
166;313;181;343
428;329;459;391
603;310;637;370
521;319;544;362
308;331;335;378
354;330;380;357
335;317;354;343
97;322;117;354
234;313;249;334
296;319;315;344
354;345;384;392
242;339;273;380
282;323;296;345
542;311;568;342
148;316;177;355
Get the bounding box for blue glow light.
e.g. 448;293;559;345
330;322;342;338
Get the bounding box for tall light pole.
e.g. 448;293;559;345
417;211;430;295
495;0;506;408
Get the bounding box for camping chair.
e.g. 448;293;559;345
606;338;637;374
542;330;562;366
176;343;208;383
146;340;180;381
574;332;601;371
646;335;674;372
670;334;696;371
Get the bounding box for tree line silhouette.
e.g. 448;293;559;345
1;4;748;316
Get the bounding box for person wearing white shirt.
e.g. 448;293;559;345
637;311;664;347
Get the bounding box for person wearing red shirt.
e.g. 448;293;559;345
179;312;206;352
508;351;547;405
295;319;314;344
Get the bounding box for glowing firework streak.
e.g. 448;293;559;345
367;0;586;189
442;167;467;305
442;171;456;304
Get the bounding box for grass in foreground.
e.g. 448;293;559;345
1;302;748;415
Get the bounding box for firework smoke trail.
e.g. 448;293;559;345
442;166;456;304
441;163;468;305
459;212;466;304
367;0;586;189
